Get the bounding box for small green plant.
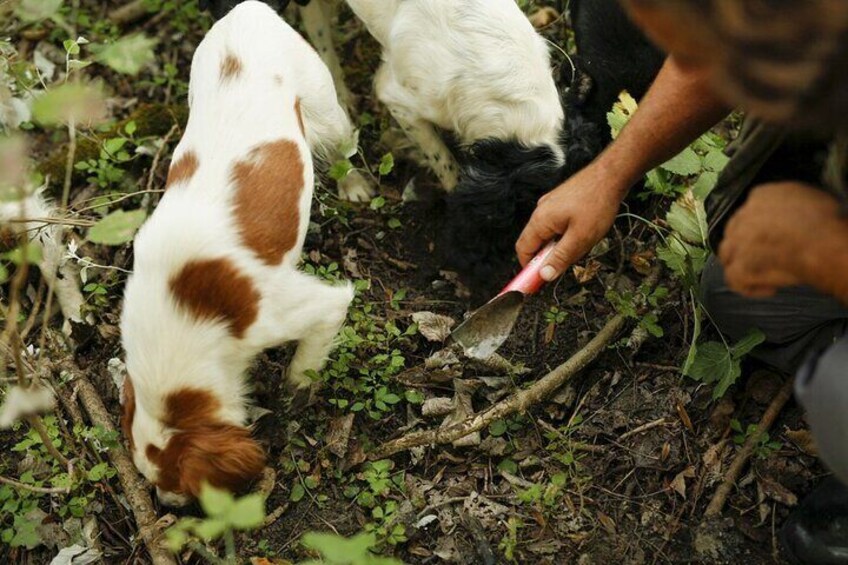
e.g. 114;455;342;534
606;283;668;339
299;531;402;565
1;416;120;548
498;516;525;562
364;500;407;547
166;483;266;564
731;419;782;459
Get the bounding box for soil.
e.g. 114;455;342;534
0;2;826;564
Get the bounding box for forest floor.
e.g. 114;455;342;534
0;1;825;564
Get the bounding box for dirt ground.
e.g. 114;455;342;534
0;1;826;564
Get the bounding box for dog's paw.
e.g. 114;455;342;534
338;170;376;203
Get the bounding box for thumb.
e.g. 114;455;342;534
539;233;585;282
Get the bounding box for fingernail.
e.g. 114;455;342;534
540;266;558;281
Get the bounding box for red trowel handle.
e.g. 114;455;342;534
499;241;557;296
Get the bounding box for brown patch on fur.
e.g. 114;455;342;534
231;139;304;265
165;151;199;190
163;388;222;429
294;98;305;136
121;377;136;451
145;388;265;497
146;388;265;497
151;425;266;497
169;258;260;338
220;52;242;82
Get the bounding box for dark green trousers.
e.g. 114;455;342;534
700;255;848;482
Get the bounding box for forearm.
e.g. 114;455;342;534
595;56;731;197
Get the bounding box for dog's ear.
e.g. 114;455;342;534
171;425;266;497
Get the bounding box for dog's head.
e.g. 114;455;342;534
443;139;568;289
198;0;307;20
121;380;265;506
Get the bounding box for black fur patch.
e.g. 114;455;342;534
443;139;560;283
200;0;292;20
443;115;604;287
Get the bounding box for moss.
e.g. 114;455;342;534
38;102;189;197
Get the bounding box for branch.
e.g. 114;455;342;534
74;375;177;565
108;0;150;26
704;377;794;518
0;474;70;495
369;312;628;459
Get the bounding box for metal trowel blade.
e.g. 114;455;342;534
450;291;526;360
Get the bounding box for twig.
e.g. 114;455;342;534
369;312;628;459
74;375;177;565
617;417;668;442
263;504;290;527
0;474;70;494
704;378;794;518
108;0;149;25
369;266;662;459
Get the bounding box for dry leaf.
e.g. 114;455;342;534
677;401;694;434
661;442;671;463
597;511;617;535
670;466;696;499
342;248;361;278
630;250;655;276
421;397;453;418
412;311;456;343
572;259;602;284
325;413;354;458
785;428;818;456
528;6;559;28
702;441;726;480
759;477;798;507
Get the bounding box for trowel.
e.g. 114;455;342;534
451;241;557;360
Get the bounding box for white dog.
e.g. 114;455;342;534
120;1;355;506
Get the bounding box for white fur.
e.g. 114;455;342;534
120;1;354;493
344;0;565;190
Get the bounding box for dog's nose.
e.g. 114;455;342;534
156;487;191;508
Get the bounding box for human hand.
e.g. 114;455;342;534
515;164;626;281
719;182;848;298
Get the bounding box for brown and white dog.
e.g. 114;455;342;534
120;1;357;506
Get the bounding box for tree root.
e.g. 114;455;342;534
108;0;150;26
369;312;628;460
704;377;794;518
75;375;177;565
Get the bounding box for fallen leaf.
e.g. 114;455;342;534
677;402;694;434
670;466;696;499
421;397;453;418
630;250;655;276
661;442;671;463
342;248;361;278
572;259;602;284
443;379;480;447
702;441;726;481
759;477;798;507
785;428;818;456
597;511;617;535
528;6;559;28
412;311;456;342
709;396;735;433
425;348;460;369
325;413;355;458
49;545;101;565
